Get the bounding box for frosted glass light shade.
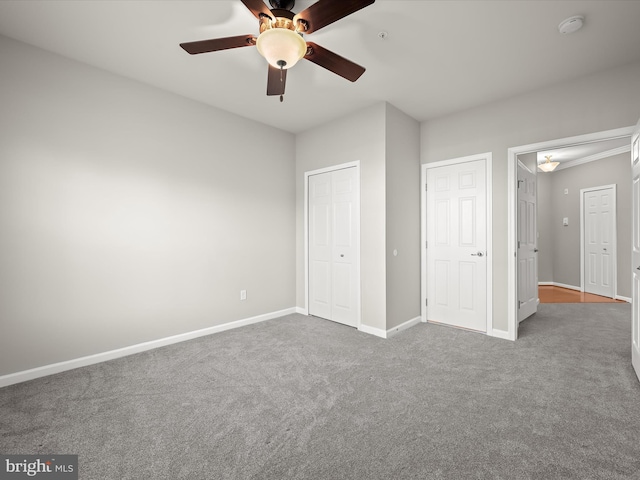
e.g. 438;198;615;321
256;28;306;69
538;156;559;172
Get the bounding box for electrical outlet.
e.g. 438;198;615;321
240;290;247;300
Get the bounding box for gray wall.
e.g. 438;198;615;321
421;61;640;331
385;104;421;329
537;153;631;297
295;102;420;332
296;103;387;330
0;36;296;376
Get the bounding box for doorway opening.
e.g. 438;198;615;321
507;126;635;340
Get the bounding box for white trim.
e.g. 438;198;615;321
0;307;297;388
507;126;635;341
357;316;422;339
386;316;422;339
490;329;511;340
517;159;533;174
304;161;361;329
543;282;582;292
538;281;554;286
421;152;494;337
554;145;631;171
580;184;618;299
556;282;581;291
616;295;632;303
358;324;387;339
295;306;308;315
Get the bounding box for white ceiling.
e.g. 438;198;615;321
0;0;639;134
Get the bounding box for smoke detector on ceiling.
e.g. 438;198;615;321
558;15;584;35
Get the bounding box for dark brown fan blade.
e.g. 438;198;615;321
304;42;365;82
240;0;273;20
267;65;287;96
180;35;256;55
295;0;374;34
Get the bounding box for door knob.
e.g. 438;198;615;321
471;252;484;257
534;248;539;252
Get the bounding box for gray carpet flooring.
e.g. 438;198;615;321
1;303;640;479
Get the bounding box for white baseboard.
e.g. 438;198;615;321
386;316;422;339
358;324;387;338
358;316;422;339
490;328;513;341
616;295;632;303
0;307;297;389
295;306;308;315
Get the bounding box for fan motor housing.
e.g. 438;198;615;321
260;9;298;33
269;0;295;10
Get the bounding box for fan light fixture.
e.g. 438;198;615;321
538;155;560;172
256;26;306;69
180;0;374;102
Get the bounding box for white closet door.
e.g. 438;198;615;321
309;167;359;327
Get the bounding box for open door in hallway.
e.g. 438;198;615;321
632;118;640;383
517;161;538;322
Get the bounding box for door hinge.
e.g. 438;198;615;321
517;240;521;249
425;298;428;306
425;183;428;191
425;240;428;248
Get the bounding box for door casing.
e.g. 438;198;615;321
421;153;493;336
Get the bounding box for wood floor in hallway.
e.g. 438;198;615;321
538;285;627;304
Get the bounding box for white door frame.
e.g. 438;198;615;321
421;152;493;335
507;126;634;341
304;161;361;328
580;184;617;298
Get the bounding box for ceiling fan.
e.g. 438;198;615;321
180;0;375;101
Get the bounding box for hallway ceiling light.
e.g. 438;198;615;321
538;155;560;172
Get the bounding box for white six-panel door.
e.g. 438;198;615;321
631;118;640;383
582;185;616;299
308;167;359;327
426;159;487;332
517;162;538;322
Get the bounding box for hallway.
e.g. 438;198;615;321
538;285;627;304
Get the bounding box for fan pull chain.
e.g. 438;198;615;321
277;60;286;103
